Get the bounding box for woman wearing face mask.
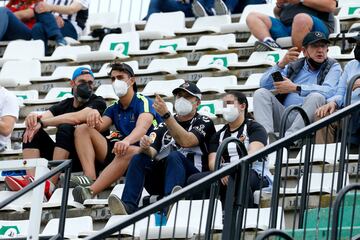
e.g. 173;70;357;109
72;62;162;204
187;91;273;207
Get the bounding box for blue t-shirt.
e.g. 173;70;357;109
103;93;162;138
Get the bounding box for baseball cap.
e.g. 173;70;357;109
72;67;94;81
107;62;137;92
172;82;202;100
302;31;330;47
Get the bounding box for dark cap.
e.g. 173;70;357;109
107;62;137;92
172;81;202;100
349;33;360;43
72;67;94;80
302;31;330;47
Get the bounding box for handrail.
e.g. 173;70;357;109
331;184;360;240
345;74;360;107
256;229;294;240
0;159;72;240
87;100;360;239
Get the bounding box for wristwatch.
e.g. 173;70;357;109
296;85;302;93
299;0;304;3
161;111;171;120
39;119;45;128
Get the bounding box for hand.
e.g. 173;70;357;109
316;101;337;118
25;113;40;129
112;140;130;156
153;94;169;117
55;16;64;28
273;78;297;94
140;135;153;150
352;78;360;91
23;123;41;143
277;47;300;68
221;176;229;186
86;110;102;129
35;2;51;13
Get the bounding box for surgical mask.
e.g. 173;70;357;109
354;44;360;61
175;97;193;116
74;83;92;103
306;57;323;70
112;80;129;97
222;105;240;123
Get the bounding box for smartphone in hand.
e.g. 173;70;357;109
271;71;284;82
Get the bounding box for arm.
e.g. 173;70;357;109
123;113;155;145
36;0;84;15
139;135;158;158
208;152;216;171
248;141;265;155
299;62;342;98
41;107;95;127
0;116;16;136
13;8;35;21
164;116;199;148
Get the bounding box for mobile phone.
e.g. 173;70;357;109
271;71;284;82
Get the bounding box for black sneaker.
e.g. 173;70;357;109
72;186;92;204
268;132;280;144
68;175;94;188
108;194;129;215
254;40;282;51
192;1;208;18
213;0;229;15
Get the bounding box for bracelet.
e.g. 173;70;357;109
161;111;171;120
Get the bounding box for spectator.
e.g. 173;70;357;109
315;35;360;144
253;31;342;143
32;0;89;51
107;82;216;215
246;0;337;51
0;0;37;41
0;86;19;152
71;62;162;204
187;91;272;207
4;67;107;200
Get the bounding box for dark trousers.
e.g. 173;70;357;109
0;7;32;41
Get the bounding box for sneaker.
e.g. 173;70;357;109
192;1;208;18
69;175;94;188
213;0;229;15
5;175;55;201
254;40;282;51
56;37;67;46
72;186;93;204
166;185;183;219
268;132;280;144
108;194;129;215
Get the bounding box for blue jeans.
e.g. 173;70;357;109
0;7;32;41
32;13;77;53
269;15;330;40
122;151;200;213
227;0;266;14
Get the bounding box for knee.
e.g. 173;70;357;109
246;12;266;25
293;13;313;28
74;124;90;138
0;7;10;15
306;92;326;105
254;88;271;101
129;153;150;168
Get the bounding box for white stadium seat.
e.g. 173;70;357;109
0;40;44;66
175;15;231;35
141;79;185;97
197;75;237;93
0;60;41;87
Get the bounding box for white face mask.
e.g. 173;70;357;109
112;80;129;97
175;97;194;116
222;104;240;123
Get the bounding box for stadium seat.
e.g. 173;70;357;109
228;35;258;48
0;191;33;211
0;60;41;87
10;90;39;106
142;199;223;239
30;65;92;83
247;97;254;113
176;53;238;73
175;15;231;35
220;3;275;33
337;4;360;21
0;40;44;66
242;207;285;230
224;73;262;92
38;45;91;62
0;220;29;238
95;84;118;100
23;87;72;105
94;61;139;78
128;38;188;56
198;100;223;119
40;216;93;239
106;184;149;207
196;76;237;93
177;34;236;52
328;46;355;60
136;57;188;75
141;79;185;97
294;143;346;165
84;12;118;35
138;11;186;39
228;50;287;69
338;0;360;7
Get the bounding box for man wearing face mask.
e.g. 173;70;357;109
107;82;216;215
253;31;342;143
315;34;360;144
187;91;273;207
71;62;162;204
4;67;107;200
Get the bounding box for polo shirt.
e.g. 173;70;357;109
103;93;162;138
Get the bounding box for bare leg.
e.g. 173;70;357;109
74;124;108;180
246;12;272;41
90;146;140;195
23;149;40;176
50;147;70;184
291;13;313;50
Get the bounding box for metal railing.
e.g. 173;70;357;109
256;229;294;240
0;159;72;240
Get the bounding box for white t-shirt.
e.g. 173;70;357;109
0;87;19;148
47;0;90;36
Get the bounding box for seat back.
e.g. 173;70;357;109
99;32;140;56
144;11;185;34
3;40;44;60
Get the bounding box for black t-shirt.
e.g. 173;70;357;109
49;94;107;116
209;119;267;164
151;113;216;172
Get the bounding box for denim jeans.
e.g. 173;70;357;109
122;151;200;213
0;7;32;41
231;0;267;14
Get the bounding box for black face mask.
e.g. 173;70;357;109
306;57;323;70
74;83;92;102
355;44;360;61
